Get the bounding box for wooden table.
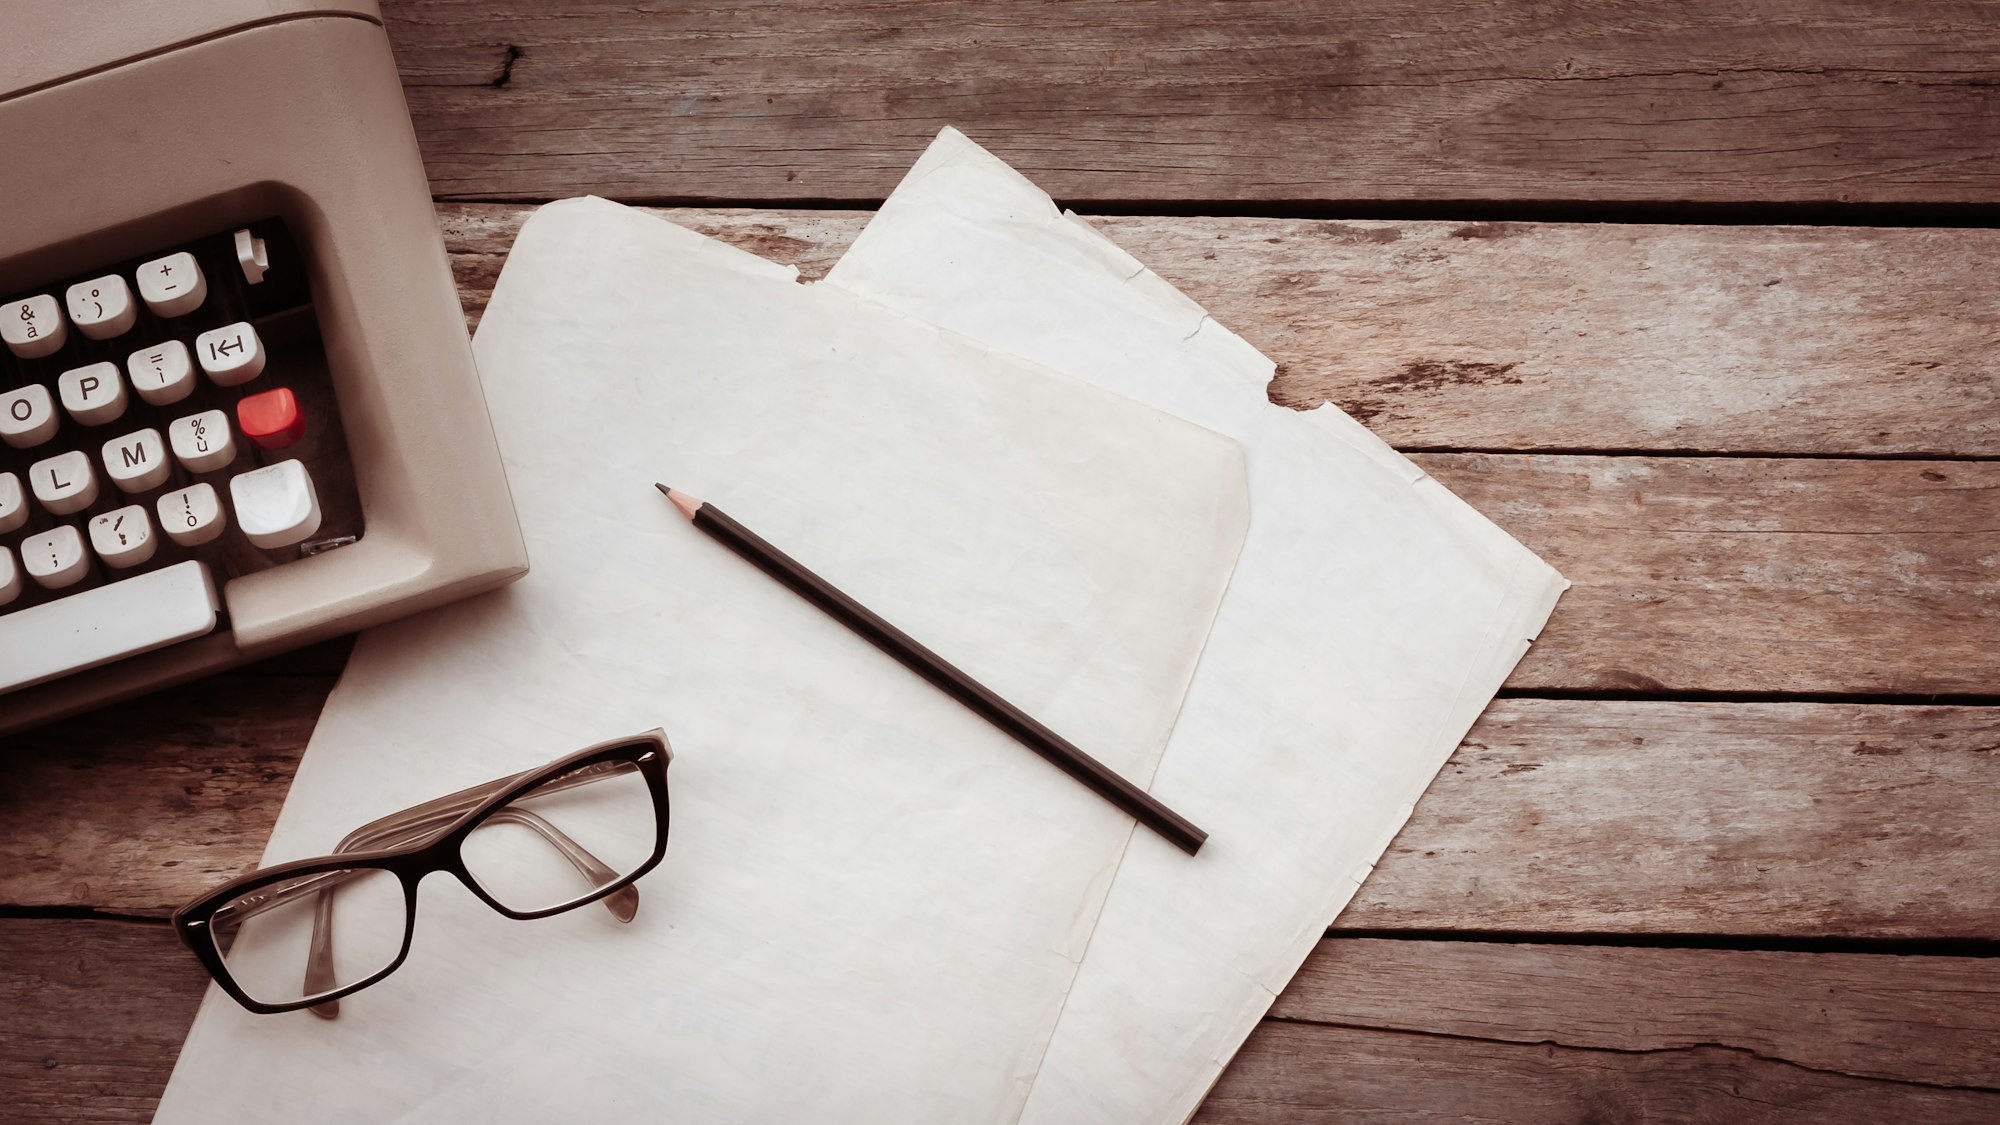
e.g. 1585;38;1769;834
7;3;1998;1120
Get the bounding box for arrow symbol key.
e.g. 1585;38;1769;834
195;321;265;386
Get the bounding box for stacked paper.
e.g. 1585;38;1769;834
158;131;1564;1123
828;131;1567;1122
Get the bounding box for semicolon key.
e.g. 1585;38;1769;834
65;275;137;340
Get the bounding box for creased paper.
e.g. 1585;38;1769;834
825;128;1568;1124
155;196;1249;1123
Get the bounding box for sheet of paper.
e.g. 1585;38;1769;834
825;128;1569;1124
155;196;1251;1123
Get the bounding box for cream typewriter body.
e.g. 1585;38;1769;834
0;3;527;733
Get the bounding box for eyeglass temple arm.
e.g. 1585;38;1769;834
297;762;641;1019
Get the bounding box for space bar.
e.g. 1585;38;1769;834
0;561;221;694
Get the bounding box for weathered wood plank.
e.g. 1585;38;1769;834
10;922;1997;1122
440;204;2000;457
0;675;331;913
12;698;1999;940
1198;1021;2000;1124
382;0;2000;207
1271;937;2000;1089
1421;454;2000;697
0;920;205;1125
1343;701;2000;939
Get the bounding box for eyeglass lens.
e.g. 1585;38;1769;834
204;754;658;1008
210;867;408;1007
460;758;658;914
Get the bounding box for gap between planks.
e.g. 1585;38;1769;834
430;195;2000;230
7;919;1997;1125
8;691;1998;941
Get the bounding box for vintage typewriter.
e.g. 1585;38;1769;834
0;2;527;733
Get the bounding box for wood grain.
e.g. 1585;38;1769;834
13;696;1998;940
0;674;330;913
0;921;206;1125
1421;454;2000;697
12;4;1997;1118
10;922;1996;1123
439;204;2000;457
381;1;2000;207
1198;1022;2000;1124
1271;937;2000;1089
1345;700;2000;939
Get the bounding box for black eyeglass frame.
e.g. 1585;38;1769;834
171;731;673;1016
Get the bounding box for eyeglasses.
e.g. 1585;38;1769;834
172;731;673;1017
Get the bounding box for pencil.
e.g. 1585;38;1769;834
656;484;1207;855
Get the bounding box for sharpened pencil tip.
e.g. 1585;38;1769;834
656;484;703;520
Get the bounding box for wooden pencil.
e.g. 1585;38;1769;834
656;484;1207;855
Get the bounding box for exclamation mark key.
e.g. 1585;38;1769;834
156;483;226;548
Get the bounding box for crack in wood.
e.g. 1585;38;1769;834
1259;1017;2000;1096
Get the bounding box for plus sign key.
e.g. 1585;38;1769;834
137;252;207;318
195;321;265;386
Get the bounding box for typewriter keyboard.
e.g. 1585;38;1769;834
0;220;362;692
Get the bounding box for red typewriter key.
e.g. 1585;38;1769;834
236;387;306;451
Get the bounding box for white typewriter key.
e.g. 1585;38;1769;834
0;385;58;449
0;560;217;691
230;459;321;549
157;483;226;547
127;341;196;406
169;410;235;473
89;504;157;569
65;275;137;340
58;361;128;426
30;450;98;515
195;321;265;386
102;427;170;493
22;525;88;590
137;252;207;318
0;472;24;534
0;546;19;607
1;294;67;358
